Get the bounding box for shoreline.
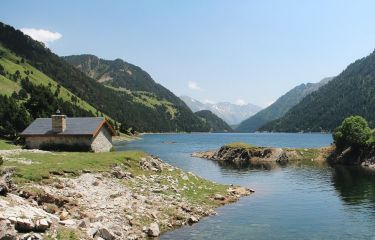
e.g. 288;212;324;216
0;148;252;239
192;142;332;162
192;142;375;170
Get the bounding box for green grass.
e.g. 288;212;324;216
0;138;18;150
3;150;145;183
225;142;256;149
157;168;228;207
0;74;21;95
132;92;177;119
3;148;235;236
45;228;83;240
285;147;331;162
2;147;229;203
0;44;98;115
104;85;178;119
224;142;331;162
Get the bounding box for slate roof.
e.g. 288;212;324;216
21;117;115;136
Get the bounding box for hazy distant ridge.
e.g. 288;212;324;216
236;77;333;132
180;96;262;125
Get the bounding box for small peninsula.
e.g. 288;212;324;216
0;142;251;239
192;142;331;167
193;116;375;170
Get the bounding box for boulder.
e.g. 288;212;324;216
95;227;116;240
20;233;43;240
35;218;50;231
111;166;133;179
213;194;225;201
92;181;100;186
188;216;199;224
58;219;76;226
0;220;17;240
147;222;160;237
78;218;90;228
59;210;69;220
140;157;163;172
15;218;35;232
0;180;9;196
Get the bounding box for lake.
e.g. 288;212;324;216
115;133;375;240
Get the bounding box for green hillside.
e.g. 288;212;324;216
194;110;233;132
0;22;208;133
62;55;182;121
260;50;375;132
236;77;332;132
0;44;99;114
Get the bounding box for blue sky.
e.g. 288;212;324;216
2;0;375;107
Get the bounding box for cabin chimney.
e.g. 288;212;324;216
52;110;66;133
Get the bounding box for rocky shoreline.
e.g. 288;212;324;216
0;149;252;240
193;142;375;170
192;143;332;168
327;146;375;169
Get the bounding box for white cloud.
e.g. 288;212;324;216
188;81;202;91
235;99;247;106
21;28;62;45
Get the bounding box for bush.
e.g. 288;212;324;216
333;116;372;149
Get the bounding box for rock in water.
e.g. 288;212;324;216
188;216;199;224
147;222;160;237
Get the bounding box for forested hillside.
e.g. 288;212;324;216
62;55;203;132
0;22;208;133
260;50;375;132
194;110;233;132
236;77;332;132
0;41;100;139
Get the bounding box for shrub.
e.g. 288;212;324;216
333;116;372;149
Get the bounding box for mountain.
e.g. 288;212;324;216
0;22;208;133
260;50;375;132
180;96;262;125
194;110;233;132
236;77;333;132
0;42;99;138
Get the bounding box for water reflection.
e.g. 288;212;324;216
118;133;375;240
331;165;375;205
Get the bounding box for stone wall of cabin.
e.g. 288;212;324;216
25;135;92;150
91;127;113;152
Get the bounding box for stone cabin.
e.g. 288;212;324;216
20;113;116;152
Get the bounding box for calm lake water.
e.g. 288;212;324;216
115;133;375;240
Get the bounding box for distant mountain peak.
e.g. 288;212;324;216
180;96;262;125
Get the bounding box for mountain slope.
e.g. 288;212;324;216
0;44;99;115
194;110;233;132
0;22;208;132
0;43;99;138
62;54;209;132
260;50;375;132
180;96;262;125
236;77;333;132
